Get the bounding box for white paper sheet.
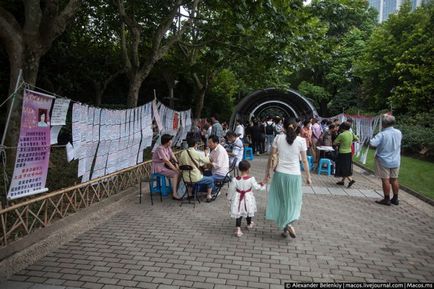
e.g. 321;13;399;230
78;158;86;177
51;98;70;125
66;142;75;162
50;125;62;145
152;100;163;132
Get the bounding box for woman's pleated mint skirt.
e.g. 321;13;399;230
266;171;302;229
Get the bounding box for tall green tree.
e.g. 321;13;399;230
0;0;82;146
355;1;434;113
295;0;377;116
173;0;323;117
38;1;126;105
115;0;199;107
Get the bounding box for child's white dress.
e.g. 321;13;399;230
227;176;265;218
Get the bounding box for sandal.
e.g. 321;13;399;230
287;225;296;238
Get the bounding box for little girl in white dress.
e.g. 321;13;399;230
227;160;267;237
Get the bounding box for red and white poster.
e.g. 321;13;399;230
7;89;54;200
173;112;179;130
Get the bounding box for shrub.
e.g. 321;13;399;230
396;112;434;160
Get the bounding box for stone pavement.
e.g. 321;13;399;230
1;156;433;289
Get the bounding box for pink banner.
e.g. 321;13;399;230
7;89;54;200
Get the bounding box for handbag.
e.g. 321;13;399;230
164;158;178;170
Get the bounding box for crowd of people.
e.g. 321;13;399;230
151;113;402;237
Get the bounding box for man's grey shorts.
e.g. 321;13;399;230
375;158;399;179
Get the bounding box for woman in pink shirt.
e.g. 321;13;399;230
152;134;181;200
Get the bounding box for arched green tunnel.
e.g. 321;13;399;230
230;88;318;125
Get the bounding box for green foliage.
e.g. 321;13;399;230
292;0;377;116
297;81;330;108
206;69;238;121
395;111;434;157
354;2;434;114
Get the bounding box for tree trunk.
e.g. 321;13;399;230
23;50;42;86
4;52;24;172
194;87;206;119
127;72;143;107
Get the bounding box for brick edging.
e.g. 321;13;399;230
0;188;137;281
354;162;434;207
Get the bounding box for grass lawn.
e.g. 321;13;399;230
354;149;434;200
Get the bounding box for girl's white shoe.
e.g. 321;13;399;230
246;222;255;230
235;228;243;237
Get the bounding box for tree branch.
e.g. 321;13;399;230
41;0;82;50
120;23;132;69
0;7;23;52
23;0;42;38
192;72;203;90
150;0;184;61
115;0;141;68
143;0;200;74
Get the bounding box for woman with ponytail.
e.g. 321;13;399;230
264;118;312;238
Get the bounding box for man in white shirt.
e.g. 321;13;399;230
226;131;243;167
234;119;245;140
208;135;229;181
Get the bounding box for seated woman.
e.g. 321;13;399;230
151;134;181;200
178;137;215;202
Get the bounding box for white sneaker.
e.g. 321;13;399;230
246;222;255;230
235;228;243;237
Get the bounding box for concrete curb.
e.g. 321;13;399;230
354;162;434;207
0;186;138;281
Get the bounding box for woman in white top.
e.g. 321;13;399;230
265;119;312;238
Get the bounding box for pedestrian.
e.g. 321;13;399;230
211;114;224;140
227;160;267;237
370;114;402;206
333;121;358;188
265;119;312;238
265;116;275;153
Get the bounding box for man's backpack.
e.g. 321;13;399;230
265;123;274;135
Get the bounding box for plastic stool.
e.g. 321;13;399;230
149;173;172;205
243;147;254;160
317;158;332;176
301;155;314;171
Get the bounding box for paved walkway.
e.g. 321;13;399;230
1;156;434;289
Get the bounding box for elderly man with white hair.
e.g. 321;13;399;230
370;114;402;206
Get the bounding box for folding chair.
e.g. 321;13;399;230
179;165;201;207
212;157;238;200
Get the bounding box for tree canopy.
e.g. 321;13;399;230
0;0;432;122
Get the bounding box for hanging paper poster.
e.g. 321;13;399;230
50;125;62;145
66;142;75;163
7;89;54;200
152;100;163;132
173;112;179;130
51;98;70;126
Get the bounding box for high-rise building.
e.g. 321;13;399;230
368;0;428;23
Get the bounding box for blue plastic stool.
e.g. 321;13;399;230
243;147;254;160
317;158;332;176
149;173;172;205
301;155;314;171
